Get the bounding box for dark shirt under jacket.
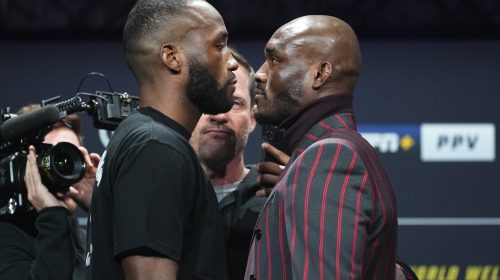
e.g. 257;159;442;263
245;94;398;280
218;165;266;280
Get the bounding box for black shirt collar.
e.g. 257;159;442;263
138;106;191;140
279;94;353;152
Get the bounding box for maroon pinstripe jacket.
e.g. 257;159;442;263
245;96;398;280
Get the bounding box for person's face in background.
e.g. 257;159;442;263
191;66;256;166
184;0;238;115
253;26;314;126
43;126;81;214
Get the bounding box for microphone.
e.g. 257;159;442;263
0;105;62;142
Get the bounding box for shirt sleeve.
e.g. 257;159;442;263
283;141;373;279
0;207;74;280
112;140;195;263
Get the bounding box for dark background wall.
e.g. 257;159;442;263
2;0;500;39
1;1;499;279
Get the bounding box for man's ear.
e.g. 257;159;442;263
249;105;257;133
312;62;332;89
160;44;182;73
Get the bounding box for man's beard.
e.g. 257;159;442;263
198;138;237;169
254;81;303;126
186;59;233;115
196;125;248;171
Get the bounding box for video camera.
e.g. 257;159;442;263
0;90;139;216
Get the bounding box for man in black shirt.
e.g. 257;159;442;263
85;0;238;279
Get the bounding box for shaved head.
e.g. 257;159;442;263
254;15;362;125
271;15;362;93
124;0;186;77
123;0;226;85
124;0;187;51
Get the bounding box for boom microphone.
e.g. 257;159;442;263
0;105;62;142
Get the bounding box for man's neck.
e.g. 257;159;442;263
204;154;249;187
140;85;201;133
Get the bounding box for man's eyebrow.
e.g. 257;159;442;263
217;31;228;41
265;47;278;56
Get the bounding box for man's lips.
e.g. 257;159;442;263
255;86;265;96
206;129;229;135
203;128;234;137
226;73;237;86
226;78;237;93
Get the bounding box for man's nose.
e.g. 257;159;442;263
227;53;239;71
209;112;228;123
254;65;268;83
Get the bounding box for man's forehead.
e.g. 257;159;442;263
279;20;311;38
266;35;303;55
177;2;227;44
267;23;312;50
188;0;225;27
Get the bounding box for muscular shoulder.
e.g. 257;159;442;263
301;136;363;161
112;113;193;160
287;137;370;183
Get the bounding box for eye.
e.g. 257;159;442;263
216;42;226;50
231;100;245;111
268;55;279;65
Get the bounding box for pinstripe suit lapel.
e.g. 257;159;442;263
291;112;357;162
263;113;357;207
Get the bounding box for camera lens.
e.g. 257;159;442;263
38;142;86;192
53;150;75;176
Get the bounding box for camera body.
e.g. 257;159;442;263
0;142;86;192
0;90;139;216
0;142;86;215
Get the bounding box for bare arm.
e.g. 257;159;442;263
121;255;179;280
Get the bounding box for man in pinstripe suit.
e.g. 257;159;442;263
245;15;398;279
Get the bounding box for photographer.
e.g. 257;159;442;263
0;104;100;280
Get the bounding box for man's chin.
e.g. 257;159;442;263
226;83;236;96
200;147;234;165
254;112;280;126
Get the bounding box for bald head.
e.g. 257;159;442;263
270;15;362;94
253;15;362;125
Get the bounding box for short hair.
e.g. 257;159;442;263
123;0;188;82
16;104;83;144
229;46;256;106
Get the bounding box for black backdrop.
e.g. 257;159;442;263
2;0;500;39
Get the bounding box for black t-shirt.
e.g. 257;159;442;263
86;107;227;280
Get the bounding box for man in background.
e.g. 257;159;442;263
190;48;266;280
